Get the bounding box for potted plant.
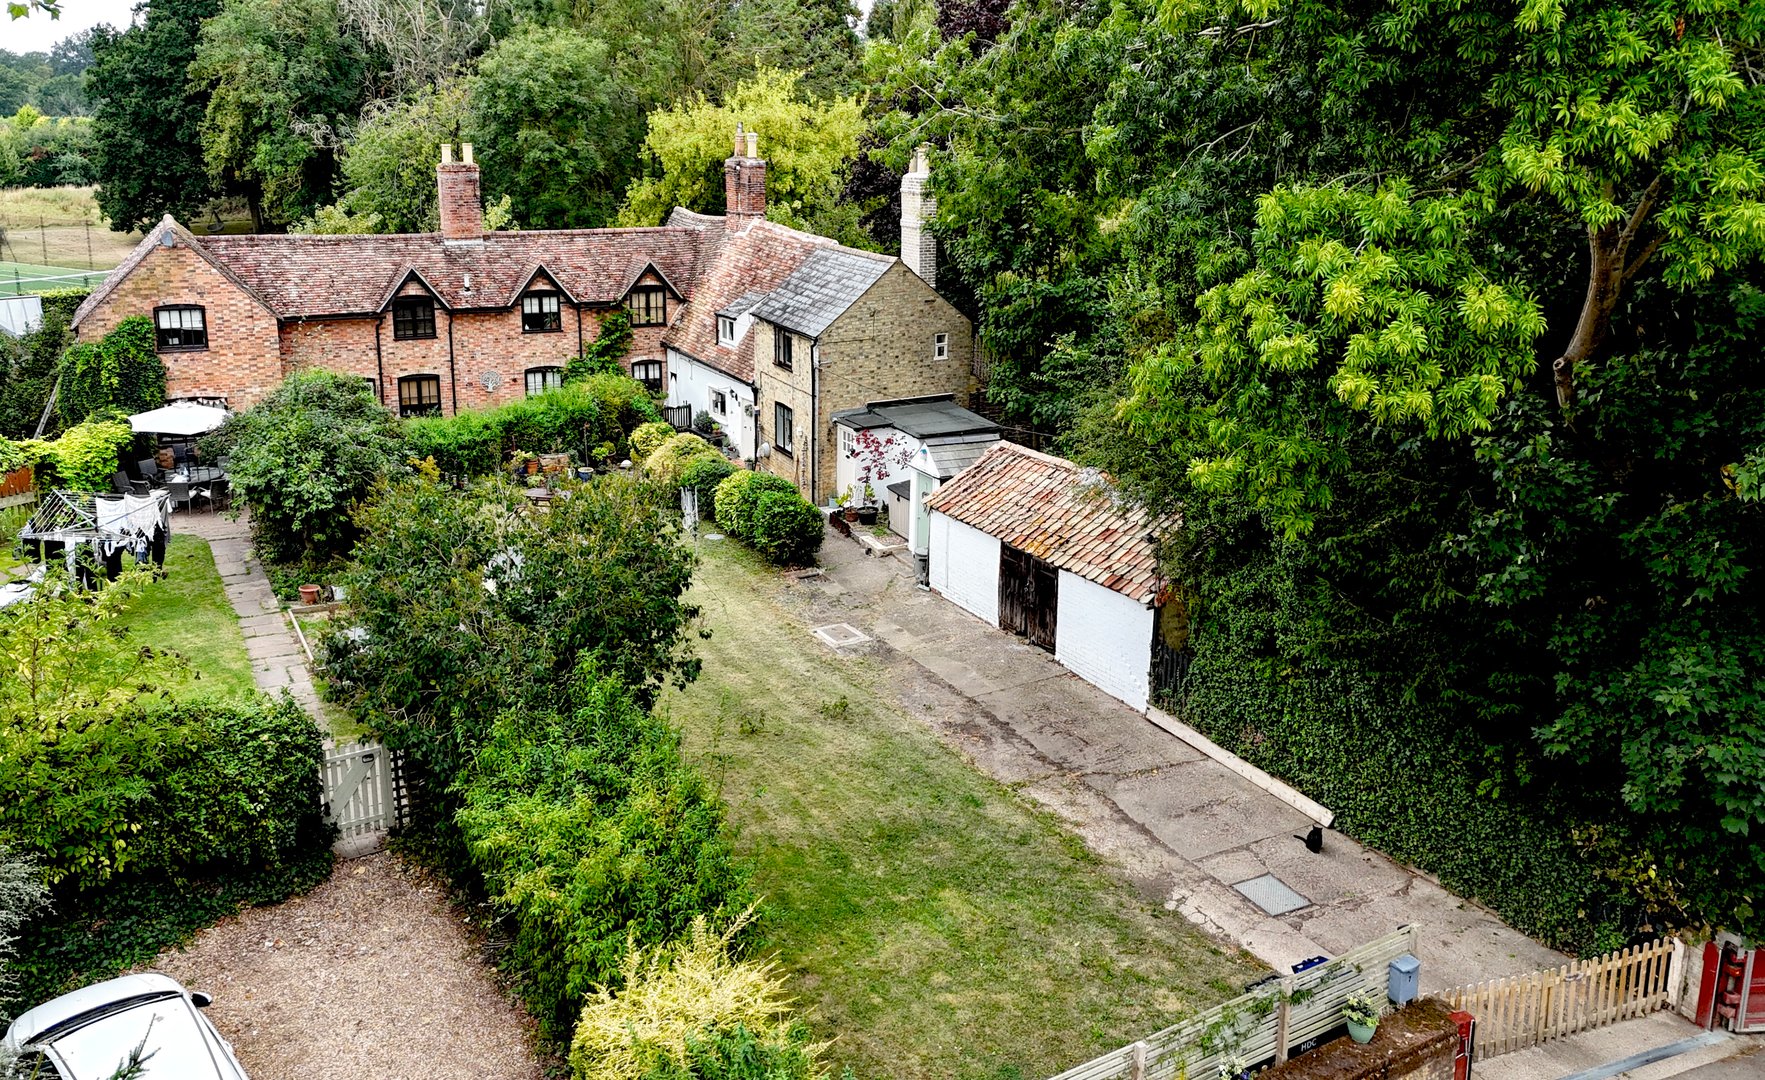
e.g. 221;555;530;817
836;488;857;521
1343;990;1382;1044
298;584;322;605
855;482;880;526
510;450;536;477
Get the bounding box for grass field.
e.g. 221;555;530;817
0;186;143;270
0;260;110;296
115;534;257;702
661;542;1265;1080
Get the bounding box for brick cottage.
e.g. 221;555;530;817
72;134;975;503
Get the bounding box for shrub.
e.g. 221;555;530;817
56;315;166;426
679;456;735;520
750;489;824;566
712;470;797;541
458;669;750;1041
208;369;407;563
497;384;607;461
645;433;721;488
630;421;676;462
29;417;131;492
406;410;505;477
569;909;821;1080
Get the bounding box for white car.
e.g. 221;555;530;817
3;973;247;1079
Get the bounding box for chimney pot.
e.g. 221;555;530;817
441;142;454;165
462;142;474;165
745;131;758;158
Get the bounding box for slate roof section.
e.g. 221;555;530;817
746;246;893;338
830;396;1000;440
923;439;997;479
659;220;827;381
924;442;1167;605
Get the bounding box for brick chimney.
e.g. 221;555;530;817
724;126;766;226
900;144;936;287
437;142;484;242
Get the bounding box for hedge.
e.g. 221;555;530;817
403;376;664;478
713;470;823;566
678;456;736;520
644;433;722;488
456;669;751;1041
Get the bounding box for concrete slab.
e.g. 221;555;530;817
801;532;1571;993
1473;1011;1747;1080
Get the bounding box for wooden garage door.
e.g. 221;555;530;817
999;545;1058;652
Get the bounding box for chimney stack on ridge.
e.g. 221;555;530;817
900;144;936;288
724;124;767;226
438;142;484;242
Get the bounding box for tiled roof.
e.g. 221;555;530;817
194;227;711;317
73;216;279;329
660;221;827;381
924;442;1167;605
746;246;893;338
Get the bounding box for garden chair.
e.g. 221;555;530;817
193;478;228;514
112;471;132;495
136;459;161;483
165;481;191;514
129;479;153;496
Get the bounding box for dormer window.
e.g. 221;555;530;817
717;315;736;345
393;297;436;340
628;287;666;326
522;292;561;333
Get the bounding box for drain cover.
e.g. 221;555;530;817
1233;873;1311;916
811;623;870;648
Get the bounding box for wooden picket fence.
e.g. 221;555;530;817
1440;937;1683;1058
1045;926;1421;1080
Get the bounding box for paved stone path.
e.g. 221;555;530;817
796;534;1568;994
178;510;335;734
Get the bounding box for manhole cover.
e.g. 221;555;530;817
1233;873;1311;916
811;623;870;648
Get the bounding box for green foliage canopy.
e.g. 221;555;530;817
57;315;167;428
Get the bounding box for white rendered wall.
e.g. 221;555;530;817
666;348;754;456
928;511;1000;626
1054;570;1153;712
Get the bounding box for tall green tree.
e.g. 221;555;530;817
189;0;375;230
87;0;221;232
618;67;865;239
465;28;644;229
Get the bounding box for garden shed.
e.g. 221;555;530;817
924;442;1178;712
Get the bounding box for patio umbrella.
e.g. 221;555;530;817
128;401;231;436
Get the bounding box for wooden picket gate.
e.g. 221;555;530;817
1440;937;1683;1057
321;740;408;854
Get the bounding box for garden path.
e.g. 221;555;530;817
177;509;342;736
151;852;550;1080
784;532;1568;994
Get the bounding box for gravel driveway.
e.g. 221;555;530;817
149;853;550;1080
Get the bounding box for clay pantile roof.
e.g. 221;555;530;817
182;225;711;318
924;442;1168;605
73;216;277;329
746;246;893;338
661;220;827;381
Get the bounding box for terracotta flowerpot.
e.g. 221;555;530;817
525;460;540;475
843;507;859;522
298;584;322;605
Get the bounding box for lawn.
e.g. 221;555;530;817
116;534;256;702
661;542;1266;1080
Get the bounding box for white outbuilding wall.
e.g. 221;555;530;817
928;511;1000;626
1054;570;1154;712
665;347;754;456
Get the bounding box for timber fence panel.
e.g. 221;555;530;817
1441;938;1677;1059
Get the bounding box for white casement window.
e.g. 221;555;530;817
933;332;949;361
840;426;855;459
717;315;736;345
710;389;727;416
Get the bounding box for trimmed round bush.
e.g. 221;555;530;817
644;433;722;488
629;421;676;462
750;488;824;566
679;455;735;519
713;470;798;540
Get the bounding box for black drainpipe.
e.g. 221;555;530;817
809;340;818;504
446;309;459;415
374;315;385;405
575;301;585;357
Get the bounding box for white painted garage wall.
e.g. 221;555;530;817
928;511;1000;626
1055;570;1153;712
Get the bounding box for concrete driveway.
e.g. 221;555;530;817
789;534;1566;993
